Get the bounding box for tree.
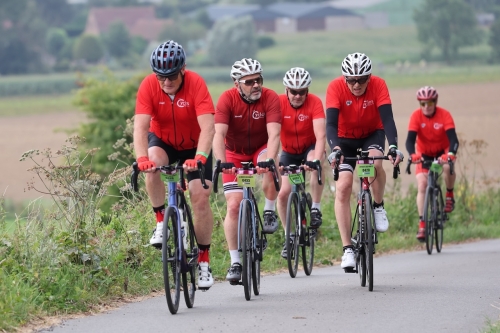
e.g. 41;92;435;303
46;28;69;59
158;19;206;53
102;21;131;59
414;0;483;64
489;17;500;61
73;35;104;64
206;16;257;66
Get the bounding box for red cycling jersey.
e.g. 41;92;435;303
279;93;325;154
408;106;455;156
326;75;391;139
215;87;281;155
135;70;215;150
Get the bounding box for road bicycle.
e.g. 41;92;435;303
212;159;280;301
332;149;401;291
281;161;322;278
406;157;454;255
131;161;208;314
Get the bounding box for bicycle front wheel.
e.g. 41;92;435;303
435;188;444;253
163;206;181;314
302;193;314;276
181;200;197;308
363;194;374;291
252;233;261;296
241;200;253;301
423;187;434;255
285;193;300;278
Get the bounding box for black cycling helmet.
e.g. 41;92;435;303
150;40;186;75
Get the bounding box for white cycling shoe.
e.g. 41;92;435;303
373;207;389;232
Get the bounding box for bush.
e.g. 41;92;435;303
257;35;275;49
73;35;104;64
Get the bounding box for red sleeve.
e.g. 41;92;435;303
325;78;341;109
374;77;391;107
408;109;420;132
264;89;281;124
192;73;215;116
310;94;325;119
135;75;155;115
215;90;232;124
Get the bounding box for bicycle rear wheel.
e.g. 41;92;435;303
241;201;253;301
252;229;261;296
285;193;300;278
302;193;314;276
435;189;444;253
423;187;434;255
181;199;197;308
363;194;374;291
163;206;181;314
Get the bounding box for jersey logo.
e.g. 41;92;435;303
284;116;291;119
252;110;265;119
421;123;426;128
346;100;352;106
159;101;165;105
235;115;243;118
177;99;190;107
434;123;443;129
298;114;309;121
363;100;374;109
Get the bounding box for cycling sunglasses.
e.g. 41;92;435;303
420;100;436;107
345;75;370;85
238;76;264;87
288;88;308;96
156;72;181;82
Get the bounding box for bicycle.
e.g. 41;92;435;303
406;156;454;255
212;159;280;301
131;161;208;314
281;161;322;278
331;149;401;291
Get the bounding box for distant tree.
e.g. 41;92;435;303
131;36;148;55
73;35;104;64
414;0;483;64
489;17;500;61
34;0;75;28
102;21;131;59
158;19;206;52
206;16;257;66
46;28;69;59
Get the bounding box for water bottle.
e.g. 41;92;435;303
179;208;188;249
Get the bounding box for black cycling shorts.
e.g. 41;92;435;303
338;130;385;172
279;144;316;166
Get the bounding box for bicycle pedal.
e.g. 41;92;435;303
343;267;357;273
198;287;210;292
229;280;241;286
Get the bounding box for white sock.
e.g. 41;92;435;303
230;250;240;265
312;202;321;210
264;199;276;211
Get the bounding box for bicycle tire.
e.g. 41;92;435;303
435;188;444;253
181;197;197;308
302;193;314;276
423;186;434;255
252;232;261;296
163;206;181;314
241;200;253;301
285;192;300;278
363;193;374;291
358;246;367;287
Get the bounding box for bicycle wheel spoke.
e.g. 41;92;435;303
363;194;374;291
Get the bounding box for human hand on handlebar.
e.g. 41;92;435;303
410;153;422;163
184;154;207;172
387;145;404;165
304;159;320;171
256;158;275;174
440;152;456;163
327;148;343;168
137;156;156;172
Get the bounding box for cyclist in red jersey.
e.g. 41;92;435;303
133;40;215;289
276;67;326;258
213;58;281;282
326;52;403;270
405;86;459;242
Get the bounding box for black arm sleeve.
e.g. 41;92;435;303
379;104;398;147
405;131;417;155
446;128;459;154
326;107;339;151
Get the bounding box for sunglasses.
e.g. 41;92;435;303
288;88;308;96
156;72;181;82
345;76;370;85
420;101;436;107
238;77;263;87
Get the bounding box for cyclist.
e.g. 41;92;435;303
133;40;215;289
213;58;281;282
405;86;459;242
326;52;403;270
277;67;326;258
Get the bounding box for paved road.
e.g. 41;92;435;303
40;239;500;333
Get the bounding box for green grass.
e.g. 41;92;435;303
355;0;424;26
0;94;79;117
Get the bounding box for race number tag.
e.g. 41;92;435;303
357;163;375;177
161;172;180;183
430;163;443;173
237;174;256;187
288;172;304;185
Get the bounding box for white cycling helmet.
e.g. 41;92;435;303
230;58;263;81
341;52;372;76
283;67;312;89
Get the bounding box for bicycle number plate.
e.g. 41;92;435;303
288;172;304;185
161;172;180;183
430;162;443;173
237;174;256;187
357;163;375;177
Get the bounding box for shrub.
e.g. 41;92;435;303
257;35;275;49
